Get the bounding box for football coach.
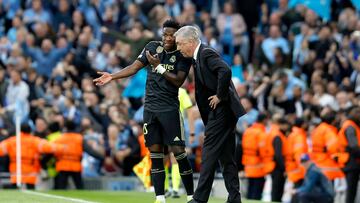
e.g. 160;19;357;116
174;26;245;203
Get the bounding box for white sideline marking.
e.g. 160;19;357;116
22;190;99;203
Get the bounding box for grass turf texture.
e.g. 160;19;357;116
0;190;268;203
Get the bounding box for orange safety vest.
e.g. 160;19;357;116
242;123;267;178
311;122;344;180
338;120;360;167
285;127;308;183
260;124;288;174
54;132;83;172
0;133;58;184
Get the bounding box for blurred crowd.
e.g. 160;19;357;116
0;0;359;199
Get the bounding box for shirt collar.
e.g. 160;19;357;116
193;41;201;60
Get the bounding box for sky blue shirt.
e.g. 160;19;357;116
262;37;289;63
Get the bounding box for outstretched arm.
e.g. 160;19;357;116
93;60;144;86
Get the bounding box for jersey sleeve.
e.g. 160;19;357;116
136;41;158;66
177;55;192;74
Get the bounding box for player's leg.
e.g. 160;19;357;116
159;110;194;201
169;145;194;201
149;144;166;203
144;110;166;203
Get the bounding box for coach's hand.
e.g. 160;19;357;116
93;72;112;86
208;95;220;109
145;51;160;67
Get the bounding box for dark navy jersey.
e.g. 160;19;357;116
137;41;191;112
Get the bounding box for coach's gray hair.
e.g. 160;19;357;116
174;26;200;43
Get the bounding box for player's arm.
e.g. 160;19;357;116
93;60;144;86
162;70;187;88
145;51;188;87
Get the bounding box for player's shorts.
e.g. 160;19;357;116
143;110;185;147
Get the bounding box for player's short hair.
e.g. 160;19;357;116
163;19;181;30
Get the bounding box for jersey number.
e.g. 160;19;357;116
143;123;148;135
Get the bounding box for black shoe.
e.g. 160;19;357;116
187;200;198;203
171;191;180;198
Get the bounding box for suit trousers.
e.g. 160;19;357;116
271;168;286;202
55;171;84;189
247;177;265;200
346;169;360;203
193;106;241;203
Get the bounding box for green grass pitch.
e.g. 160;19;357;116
0;190;267;203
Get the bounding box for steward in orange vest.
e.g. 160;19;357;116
54;120;104;189
242;113;268;200
262;118;290;202
285;118;308;188
338;107;360;203
311;109;344;180
0;123;63;189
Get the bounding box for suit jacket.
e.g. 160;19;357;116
194;44;245;125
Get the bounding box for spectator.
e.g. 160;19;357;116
1;69;29;122
216;1;248;64
63;97;82;125
292;154;335;203
34;117;49;138
52;0;73;32
21;38;72;78
236;97;259;134
164;0;182;18
71;10;87;36
121;3;147;32
261;25;290;64
81;117;105;178
6;16;23;44
23;0;52;26
231;54;245;83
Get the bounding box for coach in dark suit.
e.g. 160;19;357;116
174;26;245;203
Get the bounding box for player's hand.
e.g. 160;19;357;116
208;95;220;109
93;72;112;86
145;51;160;68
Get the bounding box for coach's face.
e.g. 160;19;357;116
162;27;177;51
176;36;194;58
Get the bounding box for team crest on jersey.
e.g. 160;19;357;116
170;55;176;63
156;46;164;54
